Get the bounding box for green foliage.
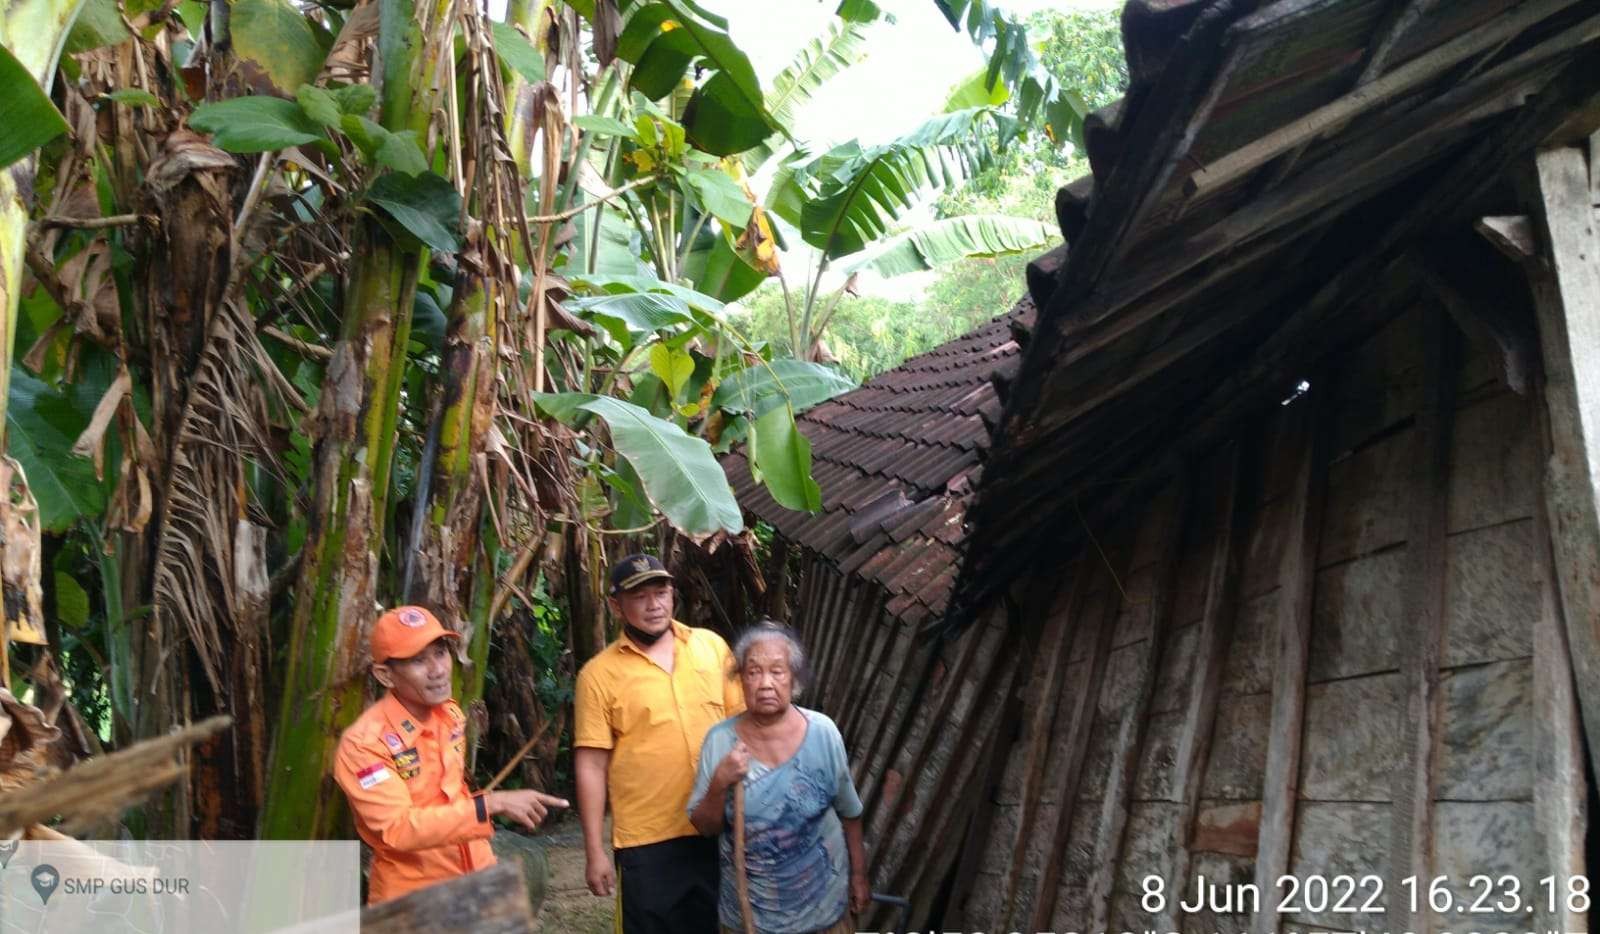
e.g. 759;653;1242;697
104;88;162;108
229;0;330;94
55;569;90;629
684;229;766;303
366;171;463;252
842;214;1054;278
4;371;105;532
65;0;139;53
190;96;325;152
944;66;1010;111
835;0;884;24
741;19;868;172
734;267;1021;383
332;83;378;116
0;45;68;169
295;86;343;127
791;107;1006;259
937;8;1126;223
746;406;820;512
648;344;695;400
566;282;701;347
490;22;546;83
339;114;428;175
933;0;1095;148
615;0;780;156
712;358;854;419
534;393;743;535
680;167;752;228
1034;9;1128;115
572;115;638;140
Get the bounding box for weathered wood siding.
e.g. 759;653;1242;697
789;299;1587;931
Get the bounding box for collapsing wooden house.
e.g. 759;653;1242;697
722;0;1600;930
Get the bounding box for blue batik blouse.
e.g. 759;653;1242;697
688;707;864;934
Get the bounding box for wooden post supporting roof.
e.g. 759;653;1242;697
1159;441;1254;934
1526;144;1600;779
1250;391;1329;934
1387;307;1460;934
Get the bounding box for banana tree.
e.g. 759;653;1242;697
933;0;1089;148
0;0;78;429
544;273;854;517
253;0;478;838
0;0;81;689
576;7;1058;364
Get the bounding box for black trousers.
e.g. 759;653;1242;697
616;835;721;934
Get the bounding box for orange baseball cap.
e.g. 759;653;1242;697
370;605;459;664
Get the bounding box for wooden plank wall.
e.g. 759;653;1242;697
786;552;1029;929
780;293;1589;930
942;299;1585;932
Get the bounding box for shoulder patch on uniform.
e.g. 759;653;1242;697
381;731;404;752
392;746;421;779
356;762;392;789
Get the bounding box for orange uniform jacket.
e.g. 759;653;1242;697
333;693;496;903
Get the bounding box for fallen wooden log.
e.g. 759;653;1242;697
0;714;231;836
360;862;534;933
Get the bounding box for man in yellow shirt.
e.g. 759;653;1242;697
574;553;744;933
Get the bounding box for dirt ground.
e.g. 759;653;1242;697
534;812;614;933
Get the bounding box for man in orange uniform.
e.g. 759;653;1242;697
575;554;744;933
334;605;569;903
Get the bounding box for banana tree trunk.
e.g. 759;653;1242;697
259;0;452;839
0;0;83;428
259;228;419;840
415;254;494;717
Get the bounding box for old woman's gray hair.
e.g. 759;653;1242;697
731;620;812;698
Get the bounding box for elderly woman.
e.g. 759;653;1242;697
688;621;869;934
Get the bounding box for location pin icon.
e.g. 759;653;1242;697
0;839;17;868
31;864;59;905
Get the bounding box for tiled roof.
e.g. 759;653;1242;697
723;291;1041;625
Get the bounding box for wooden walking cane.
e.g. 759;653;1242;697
733;782;756;934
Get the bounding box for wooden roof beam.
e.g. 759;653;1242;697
981;250;1413;569
1033;18;1592;393
1256;0;1448;192
1356;0;1445;86
1005;0;1248;397
1185;0;1592;198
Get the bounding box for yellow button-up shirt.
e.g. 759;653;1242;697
574;621;745;848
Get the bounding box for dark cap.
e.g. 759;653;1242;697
609;553;674;596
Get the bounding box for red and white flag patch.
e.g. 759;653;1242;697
357;762;392;790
